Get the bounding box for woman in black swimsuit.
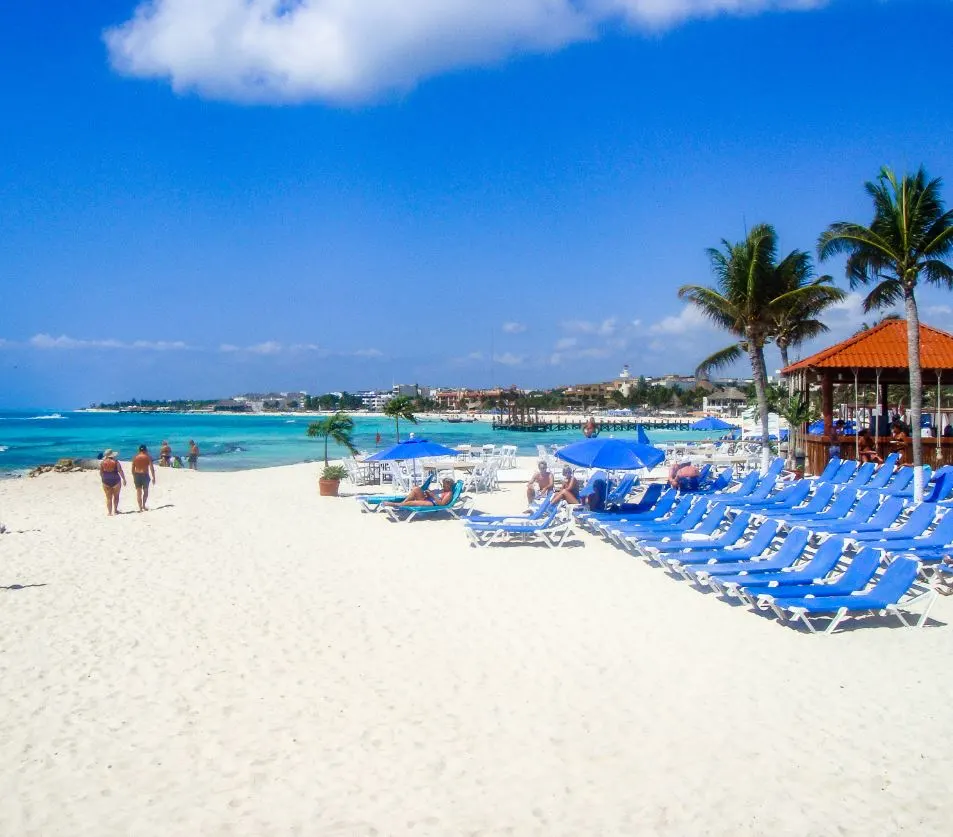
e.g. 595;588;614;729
383;478;455;508
99;449;127;516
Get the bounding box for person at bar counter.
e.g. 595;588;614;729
857;428;883;465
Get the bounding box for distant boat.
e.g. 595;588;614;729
443;416;477;424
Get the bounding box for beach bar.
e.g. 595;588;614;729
782;320;953;475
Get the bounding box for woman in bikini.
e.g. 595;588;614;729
99;449;127;516
384;477;455;508
551;466;581;505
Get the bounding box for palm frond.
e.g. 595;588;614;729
695;343;744;376
862;279;904;312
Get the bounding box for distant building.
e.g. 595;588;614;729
213;399;251;413
703;387;749;417
360;390;391;411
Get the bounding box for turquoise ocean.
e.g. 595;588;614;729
0;410;715;474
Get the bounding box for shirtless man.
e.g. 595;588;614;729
526;460;555;504
188;439;200;470
159;440;172;467
131;444;156;512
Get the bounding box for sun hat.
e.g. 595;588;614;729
103;449;118;459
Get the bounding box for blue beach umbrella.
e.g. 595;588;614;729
364;437;460;486
691;416;737;432
635;424;652;445
556;438;665;471
364;438;459;461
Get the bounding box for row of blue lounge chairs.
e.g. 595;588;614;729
578;455;945;633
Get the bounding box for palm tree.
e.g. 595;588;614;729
383;395;418;442
679;224;840;469
775;392;819;471
772;251;845;374
819;166;953;500
307;411;359;464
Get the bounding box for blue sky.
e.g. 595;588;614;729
2;0;953;408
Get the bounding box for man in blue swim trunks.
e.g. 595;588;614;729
131;444;156;512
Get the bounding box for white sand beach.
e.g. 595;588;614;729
3;462;953;836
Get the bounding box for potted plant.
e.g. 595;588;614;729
307;411;359;495
319;464;348;496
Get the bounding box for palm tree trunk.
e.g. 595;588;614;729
748;339;772;472
905;289;925;501
395;418;400;443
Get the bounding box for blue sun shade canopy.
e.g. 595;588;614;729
555;438;664;471
365;438;460;461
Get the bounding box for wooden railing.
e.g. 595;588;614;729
802;434;953;476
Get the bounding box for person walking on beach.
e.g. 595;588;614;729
159;440;172;467
188;439;200;470
131;444;156;512
99;449;126;516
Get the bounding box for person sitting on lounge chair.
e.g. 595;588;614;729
383;477;455;508
526;461;554;504
551;466;580;506
668;461;700;490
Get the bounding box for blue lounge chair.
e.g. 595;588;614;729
464;503;573;548
815;457;842;482
468;491;554;524
604;473;638;505
708;472;781;506
770;487;866;527
844;502;937;544
727;479;811;512
618;505;729;550
632;511;756;561
682;527;810;584
581;487;678;529
357;474;435;511
862;454;901;490
699;467;734;493
602;495;709;538
767;481;837;520
381;480;471;522
804;494;905;535
755;547;883;606
709;536;847;602
764;557;937;634
664;519;782;572
860;507;953;553
882;466;930;498
829;459;858;484
842;460;876;488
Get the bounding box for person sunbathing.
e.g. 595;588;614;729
526;461;554;504
384;478;455;508
551;466;580;505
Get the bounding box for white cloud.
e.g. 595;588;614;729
493;351;525;367
247;341;283;355
502;321;527;334
30;333;188;351
562;318;617;337
926;304;953;317
647;307;710;336
554;337;578;351
354;348;384;358
104;1;823;104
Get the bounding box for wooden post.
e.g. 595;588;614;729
821;372;834;437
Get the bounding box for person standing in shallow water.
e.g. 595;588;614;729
188;439;200;470
131;444;156;511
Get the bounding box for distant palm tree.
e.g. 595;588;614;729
772;252;845;373
680;224;840;469
307;411;359;464
819;166;953;499
383;395;418;442
853;312;903;336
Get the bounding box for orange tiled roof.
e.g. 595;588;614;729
782;320;953;373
